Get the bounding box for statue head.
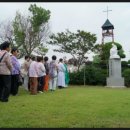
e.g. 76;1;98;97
110;43;120;59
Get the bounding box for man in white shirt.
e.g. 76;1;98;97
37;56;46;93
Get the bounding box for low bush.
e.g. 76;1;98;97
69;65;107;86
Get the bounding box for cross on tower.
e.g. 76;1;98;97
103;6;112;19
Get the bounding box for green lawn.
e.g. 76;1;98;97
0;85;130;128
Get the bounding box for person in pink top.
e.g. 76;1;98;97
0;41;12;102
22;55;31;91
28;56;38;95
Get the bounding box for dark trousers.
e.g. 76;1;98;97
11;74;19;96
58;86;64;89
38;76;45;92
0;75;11;101
28;81;30;91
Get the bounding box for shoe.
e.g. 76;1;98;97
11;93;17;96
38;91;43;93
30;93;37;95
1;99;8;102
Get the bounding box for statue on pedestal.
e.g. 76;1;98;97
107;43;125;87
110;44;120;59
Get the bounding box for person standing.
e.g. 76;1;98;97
28;56;38;95
43;56;49;91
64;60;70;87
57;58;66;89
37;56;46;93
0;41;12;102
10;47;21;96
48;55;58;91
22;55;31;91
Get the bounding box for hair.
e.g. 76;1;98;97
0;41;10;50
11;47;18;54
37;56;43;62
59;58;63;62
64;60;68;64
52;55;57;60
25;55;30;60
44;56;48;62
0;44;3;50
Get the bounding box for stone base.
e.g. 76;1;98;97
105;85;126;88
106;77;125;88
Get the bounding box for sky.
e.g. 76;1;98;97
0;2;130;61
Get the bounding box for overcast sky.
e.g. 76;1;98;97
0;2;130;61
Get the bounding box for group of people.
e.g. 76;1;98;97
21;54;70;95
0;41;70;102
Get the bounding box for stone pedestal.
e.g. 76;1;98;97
106;58;125;88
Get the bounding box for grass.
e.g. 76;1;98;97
0;85;130;128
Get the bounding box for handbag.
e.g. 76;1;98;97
18;74;23;86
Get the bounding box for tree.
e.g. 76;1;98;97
93;55;101;64
12;4;51;57
93;42;126;66
47;29;97;71
0;21;14;48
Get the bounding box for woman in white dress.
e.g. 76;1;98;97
57;58;66;89
49;55;58;91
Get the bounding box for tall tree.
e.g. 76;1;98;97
13;4;51;57
47;29;97;71
0;21;14;48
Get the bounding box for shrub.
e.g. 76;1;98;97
122;69;130;87
69;65;107;86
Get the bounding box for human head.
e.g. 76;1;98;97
44;56;48;62
0;41;11;52
52;55;57;60
25;55;30;61
37;56;43;62
64;60;68;64
59;58;63;62
11;47;19;57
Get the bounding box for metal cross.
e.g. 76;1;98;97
103;6;112;19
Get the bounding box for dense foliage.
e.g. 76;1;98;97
69;62;130;87
69;64;107;86
48;29;97;71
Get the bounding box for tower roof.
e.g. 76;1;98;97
102;19;114;30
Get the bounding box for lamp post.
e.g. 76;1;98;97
83;62;86;86
83;56;88;86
